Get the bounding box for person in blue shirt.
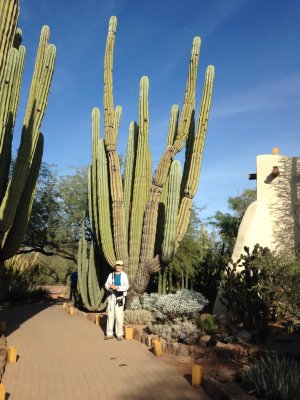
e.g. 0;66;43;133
104;260;129;341
69;270;78;300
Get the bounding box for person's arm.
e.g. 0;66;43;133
104;273;113;291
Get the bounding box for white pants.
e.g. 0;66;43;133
106;293;124;337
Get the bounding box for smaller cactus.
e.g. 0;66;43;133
124;309;154;325
197;313;218;335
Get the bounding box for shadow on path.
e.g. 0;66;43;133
0;300;58;336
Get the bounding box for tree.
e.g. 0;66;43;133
23;163;61;252
210;188;256;255
22;164;88;262
162;206;207;292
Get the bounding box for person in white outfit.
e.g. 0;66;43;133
104;260;129;341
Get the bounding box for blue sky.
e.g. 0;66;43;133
15;0;300;220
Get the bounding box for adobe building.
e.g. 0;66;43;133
213;148;300;315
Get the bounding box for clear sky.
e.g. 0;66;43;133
15;0;300;220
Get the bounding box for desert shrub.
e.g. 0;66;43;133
151;290;207;322
197;313;218;334
147;318;201;345
130;293;160;311
124;309;154;325
243;353;300;400
1;264;50;303
220;245;300;334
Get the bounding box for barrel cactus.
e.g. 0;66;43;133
0;0;56;266
88;16;214;298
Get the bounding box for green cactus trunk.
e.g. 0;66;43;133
87;16;214;299
77;222;107;312
0;0;56;265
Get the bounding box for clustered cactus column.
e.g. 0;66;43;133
77;222;107;311
88;16;214;297
0;0;56;265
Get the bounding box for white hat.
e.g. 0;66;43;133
115;260;124;266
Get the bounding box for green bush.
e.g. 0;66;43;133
1;264;50;303
243;353;300;400
219;245;300;336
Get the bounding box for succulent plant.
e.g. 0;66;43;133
87;16;214;298
243;353;300;400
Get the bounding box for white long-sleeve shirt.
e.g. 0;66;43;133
105;271;129;296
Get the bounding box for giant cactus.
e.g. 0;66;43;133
0;0;56;265
88;16;214;297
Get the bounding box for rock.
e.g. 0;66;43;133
237;330;252;343
175;343;190;357
199;335;211;346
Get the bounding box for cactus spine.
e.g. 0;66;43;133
88;17;214;297
0;0;56;265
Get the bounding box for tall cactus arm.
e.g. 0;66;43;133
129;76;152;282
0;134;43;261
90;107;101;245
88;241;107;311
95;139;116;267
176;65;214;247
101;16;128;266
155;37;201;187
103;16;117;148
0;45;25;202
24;26;51;126
161;160;181;265
0;30;56;237
133;37;201;293
166;104;179;147
107;146;128;265
0;0;19;86
77;228;90;309
124;121;138;232
156;106;180;264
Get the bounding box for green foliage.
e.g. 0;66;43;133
24;163;61;250
1;263;50;303
243;354;300;400
24;164;88;261
209;188;256;255
219;244;270;335
220;244;300;334
197;313;218;335
124;309;154;325
194;234;227;303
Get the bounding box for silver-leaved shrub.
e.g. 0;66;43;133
131;290;208;322
147;318;201;344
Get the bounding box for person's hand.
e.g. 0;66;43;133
110;284;118;290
